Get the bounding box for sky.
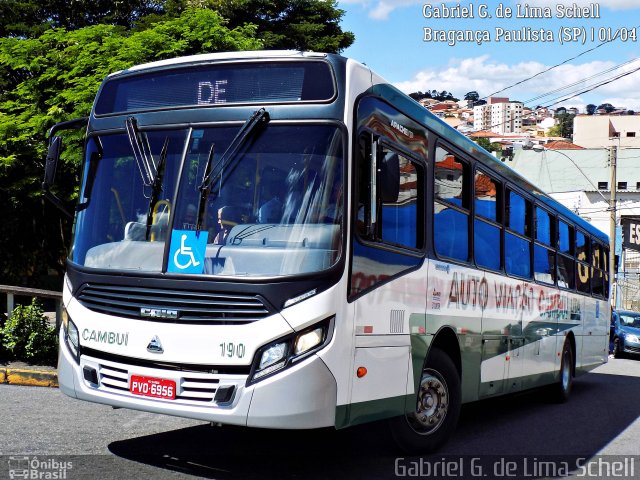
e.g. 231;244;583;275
337;0;640;112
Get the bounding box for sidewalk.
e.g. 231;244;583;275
0;361;58;388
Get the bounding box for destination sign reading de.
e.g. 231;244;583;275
95;61;335;115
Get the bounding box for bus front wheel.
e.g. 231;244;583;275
389;348;461;453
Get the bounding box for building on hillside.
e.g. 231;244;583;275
544;140;584;150
509;148;640;308
573;115;640;148
473;97;523;135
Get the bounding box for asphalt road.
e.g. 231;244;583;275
1;357;640;479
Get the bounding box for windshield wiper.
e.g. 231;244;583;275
145;137;170;240
196;143;216;232
195;108;270;231
125;116;155;186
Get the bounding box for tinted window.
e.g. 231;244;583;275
576;231;589;262
475;171;498;221
592;243;603;270
557;254;575;289
435;147;467;207
591;242;606;297
434;147;469;262
435;207;469;261
506;232;531;278
536;207;552;245
534;245;556;284
350;131;424;298
475;219;501;271
380;148;421;249
506;190;530;236
558;220;573;255
576;231;591;293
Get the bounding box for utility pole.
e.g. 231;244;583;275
609;145;617;307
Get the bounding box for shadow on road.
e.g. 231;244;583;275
108;369;640;479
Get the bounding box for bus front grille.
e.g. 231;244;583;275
77;283;271;324
91;359;232;405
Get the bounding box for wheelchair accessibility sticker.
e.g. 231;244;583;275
168;230;208;274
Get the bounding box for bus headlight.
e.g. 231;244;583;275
259;342;288;370
294;327;324;355
62;308;80;364
248;316;334;385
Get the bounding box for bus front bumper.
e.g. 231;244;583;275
58;329;338;429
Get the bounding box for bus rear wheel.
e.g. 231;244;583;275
613;338;625;359
389;348;461;453
550;339;573;403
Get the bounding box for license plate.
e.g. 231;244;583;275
130;375;176;400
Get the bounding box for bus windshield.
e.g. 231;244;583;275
71;124;344;277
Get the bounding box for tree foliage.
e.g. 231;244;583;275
0;9;261;285
475;137;502;154
409;90;459;102
188;0;354;53
598;103;615;113
0;1;354;288
0;0;166;38
547;112;575;138
464;91;479;102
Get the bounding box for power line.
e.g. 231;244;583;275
466;61;640;134
543;64;640;108
523;58;640;105
479;26;639;101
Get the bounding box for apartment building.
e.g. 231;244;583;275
473;97;523;135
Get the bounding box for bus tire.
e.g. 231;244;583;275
388;348;461;454
613;338;625;359
551;339;573;403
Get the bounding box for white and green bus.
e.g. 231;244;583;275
45;50;610;452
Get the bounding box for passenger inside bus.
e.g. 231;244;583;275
213;206;244;244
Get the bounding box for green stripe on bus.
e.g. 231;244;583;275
335;394;413;429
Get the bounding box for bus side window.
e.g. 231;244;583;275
474;170;501;271
505;189;532;279
591;241;605;297
378;147;423;249
434;146;470;262
576;230;591;294
557;220;575;289
602;246;610;298
534;206;555;284
355;133;372;238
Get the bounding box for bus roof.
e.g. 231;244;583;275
110;50;329;77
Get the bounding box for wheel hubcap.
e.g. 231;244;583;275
407;369;449;435
561;351;571;390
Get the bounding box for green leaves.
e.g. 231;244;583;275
1;9;262;170
0;299;57;365
0;8;261;286
207;0;354;53
0;1;354;288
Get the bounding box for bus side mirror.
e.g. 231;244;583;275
43;136;62;188
42;116;88;218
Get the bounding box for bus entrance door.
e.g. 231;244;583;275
505;333;525;392
504;281;529;392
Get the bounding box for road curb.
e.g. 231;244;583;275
0;367;58;388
